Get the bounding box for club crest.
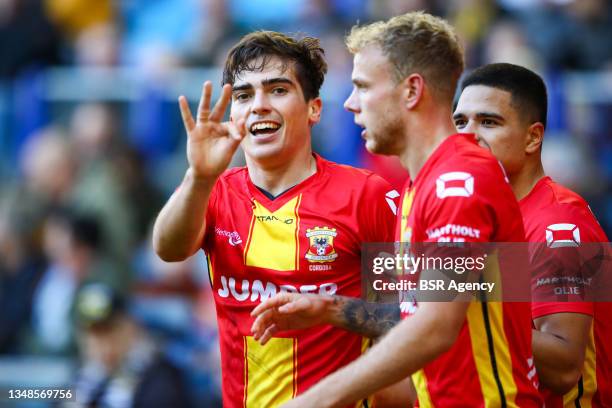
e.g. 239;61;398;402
305;227;338;263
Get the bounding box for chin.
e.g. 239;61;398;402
365;139;390;156
243;144;284;163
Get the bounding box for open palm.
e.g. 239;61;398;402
179;81;246;180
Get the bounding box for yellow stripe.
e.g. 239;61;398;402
563;324;597;407
466;302;519;407
245;336;296;408
206;254;214;285
245;196;300;271
412;369;433;408
399;189;415;241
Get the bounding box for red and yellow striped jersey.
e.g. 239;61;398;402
521;176;612;407
397;134;542;407
202;154;397;408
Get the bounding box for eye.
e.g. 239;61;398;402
271;87;288;95
454;118;467;128
481;118;498;126
233;92;250;102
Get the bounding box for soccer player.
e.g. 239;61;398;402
152;31;397;407
453;62;611;407
252;13;542;407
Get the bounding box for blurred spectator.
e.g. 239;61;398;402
0;201;45;354
44;0;115;40
0;0;61;78
74;23;121;67
66;283;192;408
68;103;138;262
29;210;124;355
518;0;612;70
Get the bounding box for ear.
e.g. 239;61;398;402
525;122;544;154
402;74;425;110
308;97;323;126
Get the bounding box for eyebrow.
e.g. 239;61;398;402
452;111;505;121
232;77;295;92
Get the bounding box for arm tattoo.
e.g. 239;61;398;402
332;296;401;339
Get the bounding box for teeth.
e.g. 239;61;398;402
250;122;280;132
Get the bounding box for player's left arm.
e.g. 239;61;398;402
251;293;400;342
532;312;592;394
279;300;469;408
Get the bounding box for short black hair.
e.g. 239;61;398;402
222;31;327;101
460;63;548;129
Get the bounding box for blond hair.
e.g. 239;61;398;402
346;11;464;101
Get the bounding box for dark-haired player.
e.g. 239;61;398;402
454;62;611;407
152;31;397;407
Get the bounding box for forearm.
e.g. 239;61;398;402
532;329;583;394
301;304;457;408
153;168;216;261
326;296;400;339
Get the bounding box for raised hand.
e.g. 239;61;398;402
179;81;246;181
250;293;334;345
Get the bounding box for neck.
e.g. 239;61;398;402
510;158;546;201
246;148;316;196
398;104;456;178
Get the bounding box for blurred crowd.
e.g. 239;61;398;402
0;0;611;406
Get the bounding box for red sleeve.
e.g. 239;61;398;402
201;178;221;252
358;174;398;243
532;302;593;319
529;205;604;317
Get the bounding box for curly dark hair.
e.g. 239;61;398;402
222;31;327;101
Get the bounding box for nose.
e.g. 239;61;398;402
461;120;477;134
251;90;272;115
344;89;359;113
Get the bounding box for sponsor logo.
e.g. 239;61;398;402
436;172;474;199
215;227;242;246
545;223;581;248
385;190;400;215
217;275;337;302
305;227;338;263
255;215;294;224
426;224;481;241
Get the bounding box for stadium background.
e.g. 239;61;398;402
0;0;610;406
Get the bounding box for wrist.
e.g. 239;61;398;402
324;295;345;327
185;167;217;189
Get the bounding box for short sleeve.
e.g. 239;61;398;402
529;205;605;316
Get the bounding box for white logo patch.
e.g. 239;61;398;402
436;172;474;199
545;223;581;248
385;190;400;215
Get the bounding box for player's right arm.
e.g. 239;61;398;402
153;81;245;261
532;313;592;394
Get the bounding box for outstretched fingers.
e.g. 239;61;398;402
197;81;213;123
178;96;195;133
210;83;232;122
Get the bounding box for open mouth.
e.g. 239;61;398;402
249;121;281;136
